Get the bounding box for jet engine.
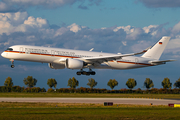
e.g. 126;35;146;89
48;63;65;69
65;58;85;69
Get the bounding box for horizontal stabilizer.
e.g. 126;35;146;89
149;59;176;65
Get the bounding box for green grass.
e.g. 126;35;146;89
0;102;167;108
0;93;180;99
0;102;180;120
1;93;179;119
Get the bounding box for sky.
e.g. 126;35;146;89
1;0;180;90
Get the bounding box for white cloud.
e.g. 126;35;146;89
172;21;180;34
2;12;28;24
24;16;48;28
0;11;180;58
166;35;180;52
131;40;151;52
0;21;14;35
126;28;143;40
113;25;134;34
67;23;81;33
143;25;158;33
0;12;49;35
0;12;29;34
54;27;69;37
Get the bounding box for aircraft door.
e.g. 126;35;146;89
19;47;23;54
135;58;139;64
25;48;30;54
51;50;55;56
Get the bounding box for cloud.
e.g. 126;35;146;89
166;35;180;54
78;4;88;10
113;25;134;34
0;12;49;35
131;40;151;52
1;11;180;58
172;21;180;34
0;0;103;12
126;28;144;40
0;2;20;13
67;23;82;33
0;11;180;90
143;25;158;34
54;27;69;37
24;16;48;28
139;0;180;8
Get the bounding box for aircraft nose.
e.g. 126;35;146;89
1;52;5;57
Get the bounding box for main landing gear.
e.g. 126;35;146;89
76;69;96;76
10;60;15;68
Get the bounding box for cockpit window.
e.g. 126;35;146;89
7;48;13;51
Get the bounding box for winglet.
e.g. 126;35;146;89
133;46;152;55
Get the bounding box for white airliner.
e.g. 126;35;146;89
1;36;175;75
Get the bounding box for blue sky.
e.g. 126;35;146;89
1;0;180;90
27;0;180;29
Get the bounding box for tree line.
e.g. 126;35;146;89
1;76;180;93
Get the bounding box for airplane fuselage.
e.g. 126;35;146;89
1;45;154;70
1;36;173;75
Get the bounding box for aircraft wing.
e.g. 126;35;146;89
149;59;176;65
83;49;148;63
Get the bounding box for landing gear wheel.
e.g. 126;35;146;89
86;72;90;76
76;69;96;76
82;71;87;75
76;72;81;75
90;71;96;75
11;65;15;68
10;60;15;68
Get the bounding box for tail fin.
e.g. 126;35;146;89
141;36;171;60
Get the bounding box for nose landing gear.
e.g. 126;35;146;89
10;60;15;68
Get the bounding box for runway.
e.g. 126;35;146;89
0;98;180;105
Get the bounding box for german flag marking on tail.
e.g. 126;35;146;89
159;42;162;44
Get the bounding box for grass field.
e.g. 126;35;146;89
0;93;180;120
0;102;180;120
0;93;180;99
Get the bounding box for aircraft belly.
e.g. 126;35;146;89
108;61;147;69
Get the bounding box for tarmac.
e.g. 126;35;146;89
0;98;180;105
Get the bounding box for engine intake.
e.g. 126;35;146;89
65;59;85;69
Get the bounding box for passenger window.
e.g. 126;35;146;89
7;48;13;51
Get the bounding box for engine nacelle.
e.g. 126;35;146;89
65;59;85;69
48;63;65;69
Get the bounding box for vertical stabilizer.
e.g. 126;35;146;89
141;36;171;60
